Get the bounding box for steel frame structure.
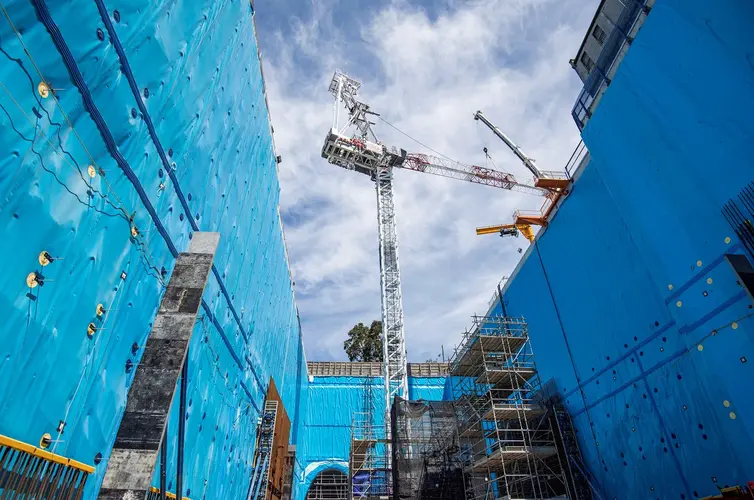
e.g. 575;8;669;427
374;165;408;406
324;70;409;416
391;398;467;500
449;316;568;499
401;154;546;196
349;378;390;499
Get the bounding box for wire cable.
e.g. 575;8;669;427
0;79;166;280
377;115;459;163
0;43;131;220
0;85;131;220
1;1;136;222
195;315;257;428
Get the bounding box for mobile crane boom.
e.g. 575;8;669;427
474;110;542;179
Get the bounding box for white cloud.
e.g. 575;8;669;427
261;0;594;360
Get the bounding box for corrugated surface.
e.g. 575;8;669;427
296;375;445;499
495;1;754;498
0;0;307;498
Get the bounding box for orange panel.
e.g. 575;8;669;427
265;377;291;500
534;178;571;190
515;215;546;227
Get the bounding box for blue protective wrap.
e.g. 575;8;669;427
493;1;754;498
0;0;307;498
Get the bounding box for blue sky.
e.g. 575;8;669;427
255;0;597;361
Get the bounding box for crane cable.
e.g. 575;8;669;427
477;118;502;172
376;115;460;164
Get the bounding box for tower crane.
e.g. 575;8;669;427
320;71;550;416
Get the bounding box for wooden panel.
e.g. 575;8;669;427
265;377;291;500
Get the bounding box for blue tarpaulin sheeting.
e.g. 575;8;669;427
0;0;306;498
494;1;754;497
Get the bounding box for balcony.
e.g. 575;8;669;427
572;0;652;130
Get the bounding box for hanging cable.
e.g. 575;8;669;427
377;116;459;163
534;241;604;466
0;76;166;284
196;315;256;425
1;1;134;220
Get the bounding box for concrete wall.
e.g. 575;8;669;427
496;0;754;498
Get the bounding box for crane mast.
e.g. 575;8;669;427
374;165;408;409
326;71;409;415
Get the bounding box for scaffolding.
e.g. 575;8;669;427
349;377;390;499
306;470;350;500
391;399;467;500
449;315;568;500
249;401;279;500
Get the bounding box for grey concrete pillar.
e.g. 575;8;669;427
98;233;220;500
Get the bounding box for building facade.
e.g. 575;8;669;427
495;0;754;497
0;0;307;498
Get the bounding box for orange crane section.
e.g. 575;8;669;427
476;223;535;243
474;110;573;231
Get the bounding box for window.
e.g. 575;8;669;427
580;52;595;72
592;24;607;45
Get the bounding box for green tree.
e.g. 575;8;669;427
344;320;383;362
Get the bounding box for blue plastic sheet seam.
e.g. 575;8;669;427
92;0;251;344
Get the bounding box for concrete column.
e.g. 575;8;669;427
98;233;220;500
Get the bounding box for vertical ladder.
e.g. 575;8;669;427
248;401;279;500
553;406;593;499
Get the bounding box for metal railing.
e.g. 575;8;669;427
407;362;449;377
572;0;650;130
0;433;94;498
307;361;382;377
513;209;545;221
538;170;570;181
147;487;192;500
308;361;450;378
564;141;590;178
487;276;509;312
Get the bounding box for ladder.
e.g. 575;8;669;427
553;406;593;499
248;401;279;500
